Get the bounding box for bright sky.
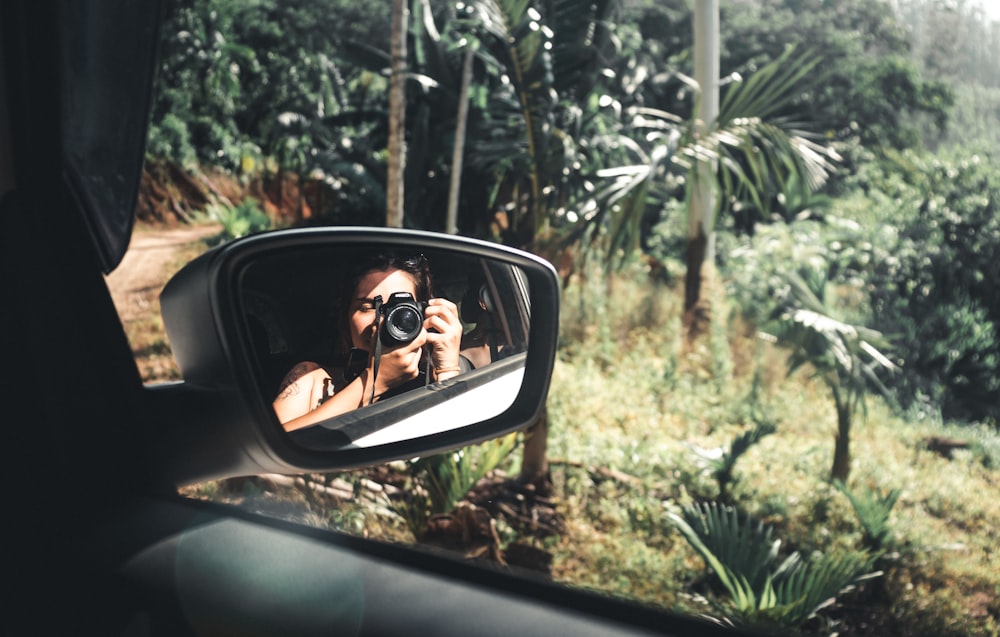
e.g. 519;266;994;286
894;0;1000;23
978;0;1000;23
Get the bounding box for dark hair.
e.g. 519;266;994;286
346;251;432;301
335;251;433;356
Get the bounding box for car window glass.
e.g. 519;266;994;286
106;1;1000;634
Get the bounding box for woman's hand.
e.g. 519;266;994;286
423;298;463;380
370;334;425;397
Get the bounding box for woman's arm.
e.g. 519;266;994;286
275;372;369;432
274;341;426;432
272;363;326;427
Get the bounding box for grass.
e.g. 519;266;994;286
541;261;1000;635
116;229;1000;636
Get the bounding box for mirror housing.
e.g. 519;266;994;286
152;227;559;486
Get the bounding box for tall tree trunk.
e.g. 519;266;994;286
686;0;719;340
386;0;408;228
445;45;474;235
830;399;852;482
684;227;708;314
519;405;549;489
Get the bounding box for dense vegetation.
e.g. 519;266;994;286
143;0;1000;634
147;0;1000;425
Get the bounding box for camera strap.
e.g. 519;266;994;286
369;295;384;406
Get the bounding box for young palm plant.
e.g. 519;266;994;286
393;434;519;540
668;501;879;630
833;480;901;552
591;46;840;306
766;269;896;482
689;420;777;503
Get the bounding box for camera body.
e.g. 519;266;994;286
379;292;426;347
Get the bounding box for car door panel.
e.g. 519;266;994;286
99;496;739;637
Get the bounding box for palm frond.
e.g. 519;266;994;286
768;550;879;626
668;502;781;595
589;45;838;257
718;46;825;124
769;271;897;383
668;502;880;628
834;480;901;550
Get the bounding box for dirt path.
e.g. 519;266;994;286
105;223;221;321
105;223;221;382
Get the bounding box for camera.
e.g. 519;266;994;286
379;292;425;347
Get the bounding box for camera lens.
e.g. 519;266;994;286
389;306;420;334
380;293;424;346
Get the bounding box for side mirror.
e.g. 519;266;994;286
156;228;558;482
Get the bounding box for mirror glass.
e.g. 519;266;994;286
239;243;531;450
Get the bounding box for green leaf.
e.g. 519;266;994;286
668;501;880;627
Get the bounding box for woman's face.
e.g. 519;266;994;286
348;267;419;350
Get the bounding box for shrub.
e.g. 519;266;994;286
861;150;1000;424
146;113;198;170
203;197;272;242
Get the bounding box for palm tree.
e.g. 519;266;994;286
455;2;841;480
456;0;621;484
767;270;896;482
463;0;621;251
591;46;839;338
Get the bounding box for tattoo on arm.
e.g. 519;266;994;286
275;361;322;400
275;382;301;401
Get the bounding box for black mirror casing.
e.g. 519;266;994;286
153;227;559;486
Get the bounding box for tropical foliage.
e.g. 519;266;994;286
834;480;901;552
146;1;1000;631
766;269;897;482
667;501;879;629
392;433;519;539
689;420;777;503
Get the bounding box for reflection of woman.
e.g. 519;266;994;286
273;253;463;432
